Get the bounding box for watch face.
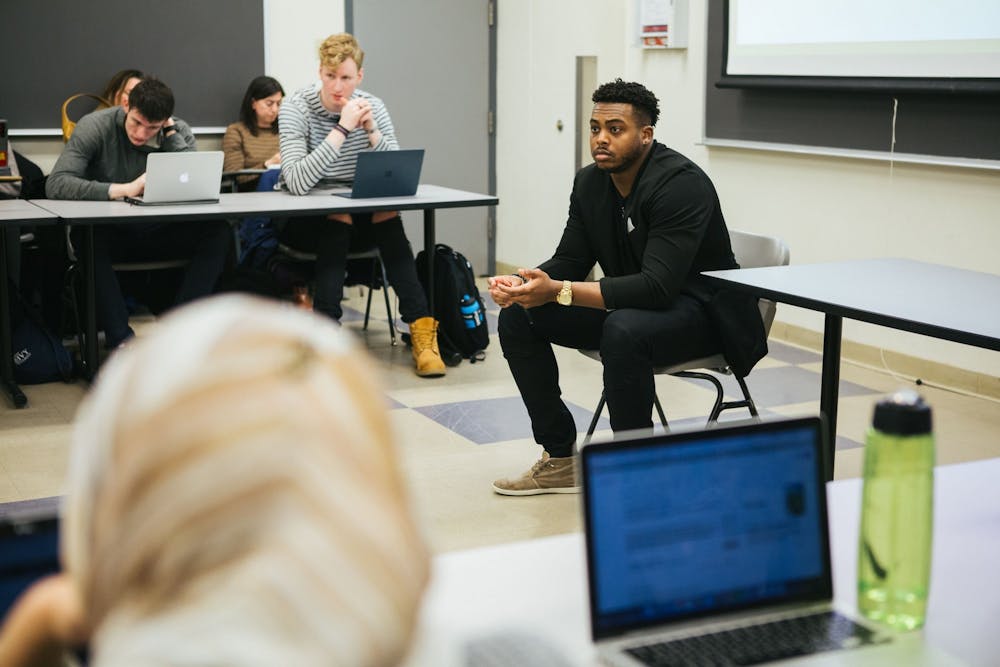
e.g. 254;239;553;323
557;281;572;305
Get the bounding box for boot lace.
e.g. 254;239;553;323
411;322;438;353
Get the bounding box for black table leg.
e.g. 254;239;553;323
820;313;843;481
81;225;98;381
424;208;436;315
0;225;27;408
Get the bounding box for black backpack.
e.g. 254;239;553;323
415;244;489;364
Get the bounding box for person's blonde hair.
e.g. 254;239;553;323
62;295;428;666
318;32;365;70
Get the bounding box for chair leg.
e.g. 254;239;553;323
653;393;669;432
583;390;668;446
674;370;759;426
735;375;760;418
583;392;606;446
376;258;397;346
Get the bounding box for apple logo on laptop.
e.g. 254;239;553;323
179;171;190;184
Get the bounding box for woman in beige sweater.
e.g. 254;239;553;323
223;76;285;191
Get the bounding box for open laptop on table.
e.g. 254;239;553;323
581;416;954;666
123;150;223;205
329;148;424;199
0;502;60;621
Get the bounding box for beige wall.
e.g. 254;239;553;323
496;2;1000;378
495;0;627;267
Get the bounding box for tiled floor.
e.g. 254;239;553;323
2;283;1000;554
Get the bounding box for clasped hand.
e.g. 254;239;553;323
338;98;375;132
488;268;558;309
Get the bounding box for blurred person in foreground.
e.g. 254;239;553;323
0;294;430;666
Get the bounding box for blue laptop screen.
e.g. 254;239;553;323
583;419;831;639
0;515;60;619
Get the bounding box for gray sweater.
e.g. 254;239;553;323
46;107;196;200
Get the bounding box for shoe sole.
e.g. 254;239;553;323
415;368;447;377
492;484;581;496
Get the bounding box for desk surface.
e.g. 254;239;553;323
407;457;1000;666
0;199;58;222
31;184;498;223
703;258;1000;351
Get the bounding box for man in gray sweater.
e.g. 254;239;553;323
47;78;230;349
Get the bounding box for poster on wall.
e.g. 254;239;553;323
639;0;687;49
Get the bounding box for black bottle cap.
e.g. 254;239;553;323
872;390;933;436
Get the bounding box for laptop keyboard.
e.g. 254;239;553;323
625;610;885;666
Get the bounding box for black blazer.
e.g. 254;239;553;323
539;142;766;375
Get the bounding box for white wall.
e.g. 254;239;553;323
495;0;627;267
496;1;1000;378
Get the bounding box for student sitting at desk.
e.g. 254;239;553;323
222;75;285;192
45;78;231;350
97;69;144;110
0;295;429;667
279;32;446;378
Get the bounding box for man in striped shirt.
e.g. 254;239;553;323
278;33;445;377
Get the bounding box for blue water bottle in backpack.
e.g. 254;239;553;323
460;294;483;329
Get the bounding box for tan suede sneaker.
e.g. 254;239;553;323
409;316;446;377
492;452;580;496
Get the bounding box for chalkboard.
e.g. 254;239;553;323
704;1;1000;161
5;0;265;133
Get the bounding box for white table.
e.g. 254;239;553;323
0;199;59;408
33;185;497;376
703;259;1000;480
405;457;1000;666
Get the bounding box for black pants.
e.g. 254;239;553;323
82;220;232;347
497;296;721;457
279;214;430;323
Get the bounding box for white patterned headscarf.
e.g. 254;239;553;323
62;295;428;666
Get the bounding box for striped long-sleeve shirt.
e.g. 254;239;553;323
278;83;398;195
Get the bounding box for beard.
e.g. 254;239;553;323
594;140;646;174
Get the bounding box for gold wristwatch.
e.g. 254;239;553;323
556;280;573;306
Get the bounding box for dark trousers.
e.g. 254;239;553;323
279;214;430;323
497;296;721;457
82;220;232;347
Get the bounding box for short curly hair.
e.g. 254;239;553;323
592;79;660;127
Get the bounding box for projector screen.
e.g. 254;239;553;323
722;0;1000;92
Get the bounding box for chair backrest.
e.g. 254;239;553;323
728;229;791;336
61;93;110;142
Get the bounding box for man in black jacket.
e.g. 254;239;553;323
489;79;760;496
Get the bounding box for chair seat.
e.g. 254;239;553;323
577;228;790;442
578;349;730;376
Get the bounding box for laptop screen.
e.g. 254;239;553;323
0;512;61;619
582;417;831;640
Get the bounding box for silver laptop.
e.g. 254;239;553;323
331;148;424;199
124;151;223;205
581;417;956;666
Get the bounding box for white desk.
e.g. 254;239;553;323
702;259;1000;480
33;185;497;376
406;458;1000;666
0;199;59;408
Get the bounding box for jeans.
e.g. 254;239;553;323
279;214;430;323
497;296;721;457
82;220;232;347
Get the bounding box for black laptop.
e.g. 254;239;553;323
332;148;424;199
580;417;952;666
0;503;61;619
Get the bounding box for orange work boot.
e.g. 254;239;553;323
409;316;446;377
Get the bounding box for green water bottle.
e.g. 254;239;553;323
857;390;935;631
